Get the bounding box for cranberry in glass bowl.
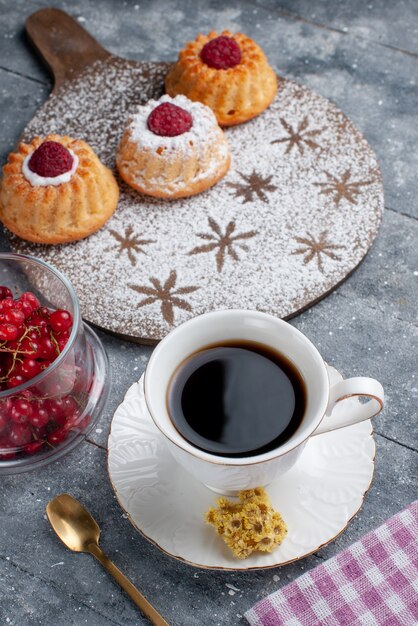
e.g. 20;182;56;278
0;253;109;474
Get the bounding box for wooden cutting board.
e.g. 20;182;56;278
10;8;383;343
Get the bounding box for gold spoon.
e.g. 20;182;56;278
46;493;169;626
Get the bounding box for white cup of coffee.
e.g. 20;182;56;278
144;310;384;495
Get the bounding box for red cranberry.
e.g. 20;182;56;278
19;337;41;358
24;441;44;455
49;310;73;333
39;337;57;359
10;399;33;423
28;315;50;336
29;406;49;428
4;309;25;327
64;411;81;430
15;325;27;340
7;374;26;389
16;299;34;318
28;141;74;178
57;337;68;352
62;396;78;415
9;423;32;446
47;427;68;446
32;424;48;439
0;287;13;300
147;102;193;137
20;291;40;311
0;297;15;311
0;323;18;341
53;398;78;426
200;35;242;70
20;358;42;379
44;398;65;420
39;325;52;338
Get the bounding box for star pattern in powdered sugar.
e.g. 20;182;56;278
314;169;374;206
292;231;344;273
271;116;324;154
129;270;199;325
107;225;155;267
188;217;258;273
227;170;277;203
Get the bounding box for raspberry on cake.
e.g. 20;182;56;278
116;94;231;199
147;102;193;136
200;35;241;69
28;141;74;178
0;134;119;244
165;30;278;126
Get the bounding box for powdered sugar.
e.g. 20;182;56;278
13;59;383;342
22;149;78;187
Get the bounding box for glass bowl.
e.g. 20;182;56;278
0;253;109;474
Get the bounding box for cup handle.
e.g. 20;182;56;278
312;377;384;436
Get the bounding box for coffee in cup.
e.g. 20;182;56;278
167;340;306;457
144;310;384;494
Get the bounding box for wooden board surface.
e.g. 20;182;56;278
10;9;384;343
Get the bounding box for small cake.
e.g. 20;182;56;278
0;134;119;244
116;94;230;199
205;487;287;559
165;31;278;126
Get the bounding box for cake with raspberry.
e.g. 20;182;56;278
0;134;119;244
116;94;230;199
165;31;278;126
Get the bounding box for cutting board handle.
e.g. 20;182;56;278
25;8;111;90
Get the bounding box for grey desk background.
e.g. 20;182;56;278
0;1;417;624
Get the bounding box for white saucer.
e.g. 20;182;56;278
107;365;375;570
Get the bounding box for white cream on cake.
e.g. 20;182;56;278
22;149;79;187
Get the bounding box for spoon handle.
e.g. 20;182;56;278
88;543;169;625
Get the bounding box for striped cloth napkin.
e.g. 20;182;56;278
245;501;418;626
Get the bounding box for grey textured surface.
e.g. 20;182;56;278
255;0;418;54
0;1;417;625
